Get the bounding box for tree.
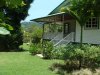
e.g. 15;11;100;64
0;0;24;34
61;0;98;48
0;0;34;51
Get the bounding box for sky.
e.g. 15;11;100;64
24;0;64;22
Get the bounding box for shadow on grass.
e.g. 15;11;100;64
0;48;25;52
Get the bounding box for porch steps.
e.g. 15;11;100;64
51;32;74;46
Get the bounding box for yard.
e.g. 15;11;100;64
0;52;60;75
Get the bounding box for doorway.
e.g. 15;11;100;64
64;23;69;37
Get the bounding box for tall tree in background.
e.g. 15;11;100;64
0;0;34;51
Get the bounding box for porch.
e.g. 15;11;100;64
32;12;76;46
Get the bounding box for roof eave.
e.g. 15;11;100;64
31;12;66;22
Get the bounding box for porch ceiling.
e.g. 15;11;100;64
31;12;73;23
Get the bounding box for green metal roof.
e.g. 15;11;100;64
31;0;71;22
31;12;66;22
49;0;70;15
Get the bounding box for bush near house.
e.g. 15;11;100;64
29;40;100;69
49;44;100;75
51;44;100;69
29;43;43;55
42;41;54;59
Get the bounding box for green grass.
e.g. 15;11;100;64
0;52;61;75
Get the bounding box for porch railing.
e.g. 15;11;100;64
50;32;63;44
43;32;63;40
54;32;74;46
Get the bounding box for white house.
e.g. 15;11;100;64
31;0;100;46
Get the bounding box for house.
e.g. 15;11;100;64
31;0;100;46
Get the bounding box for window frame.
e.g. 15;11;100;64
84;17;99;30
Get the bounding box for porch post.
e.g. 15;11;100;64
49;22;51;33
62;14;65;37
54;16;56;32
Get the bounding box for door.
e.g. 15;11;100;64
64;23;69;37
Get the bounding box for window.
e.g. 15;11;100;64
85;17;99;29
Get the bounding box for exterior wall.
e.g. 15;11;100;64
75;17;100;44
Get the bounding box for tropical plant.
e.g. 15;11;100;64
61;0;99;48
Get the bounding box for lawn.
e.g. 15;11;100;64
0;52;60;75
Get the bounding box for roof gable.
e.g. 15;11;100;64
49;0;70;15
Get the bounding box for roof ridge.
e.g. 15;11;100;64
48;0;66;15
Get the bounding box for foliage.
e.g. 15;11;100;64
51;44;78;59
0;27;10;35
22;24;42;43
42;41;54;59
51;44;100;68
22;25;43;55
23;31;31;43
0;0;24;29
29;43;43;55
0;0;34;50
83;45;100;67
0;0;24;8
29;44;38;55
62;0;100;47
50;62;100;75
51;45;66;59
32;26;43;43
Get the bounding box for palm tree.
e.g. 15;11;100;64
62;0;95;48
62;0;100;68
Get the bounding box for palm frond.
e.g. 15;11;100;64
62;7;81;24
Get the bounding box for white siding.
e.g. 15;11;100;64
75;17;100;44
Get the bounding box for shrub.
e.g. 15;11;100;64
51;44;79;60
51;44;100;68
29;44;37;55
32;27;42;44
83;45;100;68
42;41;53;59
29;43;43;55
65;44;100;68
51;45;66;59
